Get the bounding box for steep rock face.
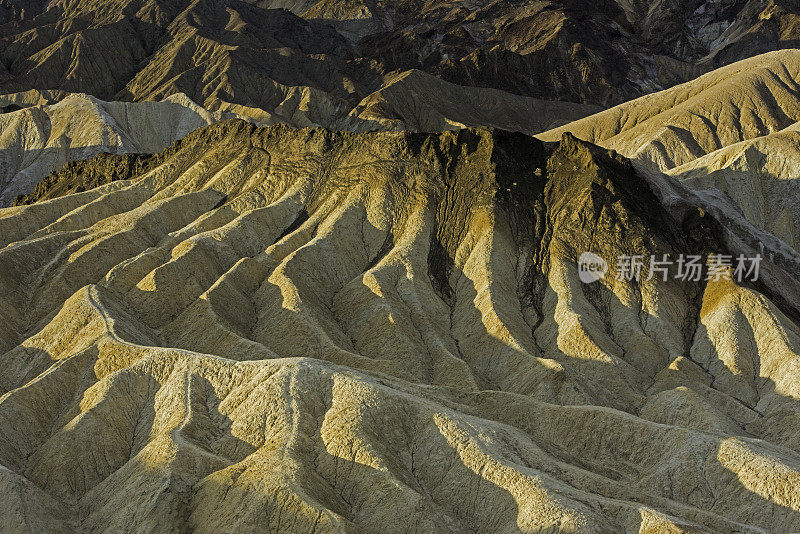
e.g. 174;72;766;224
1;120;799;532
696;0;800;68
617;0;800;70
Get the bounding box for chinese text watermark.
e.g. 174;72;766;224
578;253;761;283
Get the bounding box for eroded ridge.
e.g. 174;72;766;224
1;120;799;533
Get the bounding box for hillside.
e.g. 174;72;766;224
0;80;597;206
668;125;800;249
0;92;242;206
1;120;799;532
539;51;800;168
337;69;601;134
539;50;800;248
4;0;800;108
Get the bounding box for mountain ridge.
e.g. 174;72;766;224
1;120;799;531
539;49;800;250
4;0;800;108
2;0;800;530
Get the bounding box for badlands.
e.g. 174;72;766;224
1;0;800;530
1;116;800;532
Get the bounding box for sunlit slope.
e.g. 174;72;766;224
539;50;800;246
663;123;800;249
540;51;800;168
0;92;240;206
1;121;800;532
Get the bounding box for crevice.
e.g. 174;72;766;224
275;208;309;242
